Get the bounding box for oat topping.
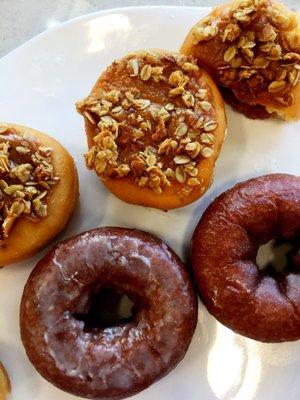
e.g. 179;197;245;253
0;125;60;242
76;51;219;196
192;0;300;107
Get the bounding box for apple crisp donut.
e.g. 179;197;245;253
181;0;300;120
0;123;78;265
76;49;226;210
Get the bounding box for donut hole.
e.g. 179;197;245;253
73;287;135;332
256;239;296;276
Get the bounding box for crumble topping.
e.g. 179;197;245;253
0;125;60;242
191;0;300;108
76;51;219;196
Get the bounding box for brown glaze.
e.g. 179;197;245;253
20;227;197;399
191;174;300;343
220;87;274;119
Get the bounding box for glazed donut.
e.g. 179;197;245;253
76;49;226;210
0;123;78;266
181;0;300;120
20;227;197;399
191;173;300;343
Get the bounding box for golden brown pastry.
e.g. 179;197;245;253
0;123;78;266
0;362;10;400
76;50;226;210
181;0;300;120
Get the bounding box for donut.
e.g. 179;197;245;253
0;123;78;266
20;227;197;399
0;362;10;399
76;49;226;210
191;173;300;343
181;0;300;120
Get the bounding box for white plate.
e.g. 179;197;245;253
0;5;300;400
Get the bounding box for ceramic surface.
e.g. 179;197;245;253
0;6;299;400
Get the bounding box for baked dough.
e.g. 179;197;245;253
181;0;300;120
191;173;300;342
0;123;78;266
20;227;197;399
0;362;10;400
76;49;226;210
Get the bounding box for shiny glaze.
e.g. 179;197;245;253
20;227;197;399
220;87;274;120
0;131;38;165
191;174;300;343
0;130;40;224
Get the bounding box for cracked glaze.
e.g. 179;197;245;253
20;227;197;399
191;173;300;343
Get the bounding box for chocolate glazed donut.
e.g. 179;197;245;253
20;227;197;399
191;174;300;343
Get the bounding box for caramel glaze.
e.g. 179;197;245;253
0;132;37;166
20;227;197;399
190;13;295;109
220;87;274;119
0;132;40;224
91;56;215;175
181;0;300;120
191;174;300;343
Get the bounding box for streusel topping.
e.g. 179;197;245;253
191;0;300;108
76;51;219;196
0;125;59;242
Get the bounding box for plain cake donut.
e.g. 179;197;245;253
20;227;197;399
191;173;300;343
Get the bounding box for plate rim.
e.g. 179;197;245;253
0;5;211;62
1;4;300;400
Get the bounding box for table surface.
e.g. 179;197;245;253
1;0;298;57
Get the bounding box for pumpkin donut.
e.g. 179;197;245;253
0;123;78;266
76;49;226;210
181;0;300;120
